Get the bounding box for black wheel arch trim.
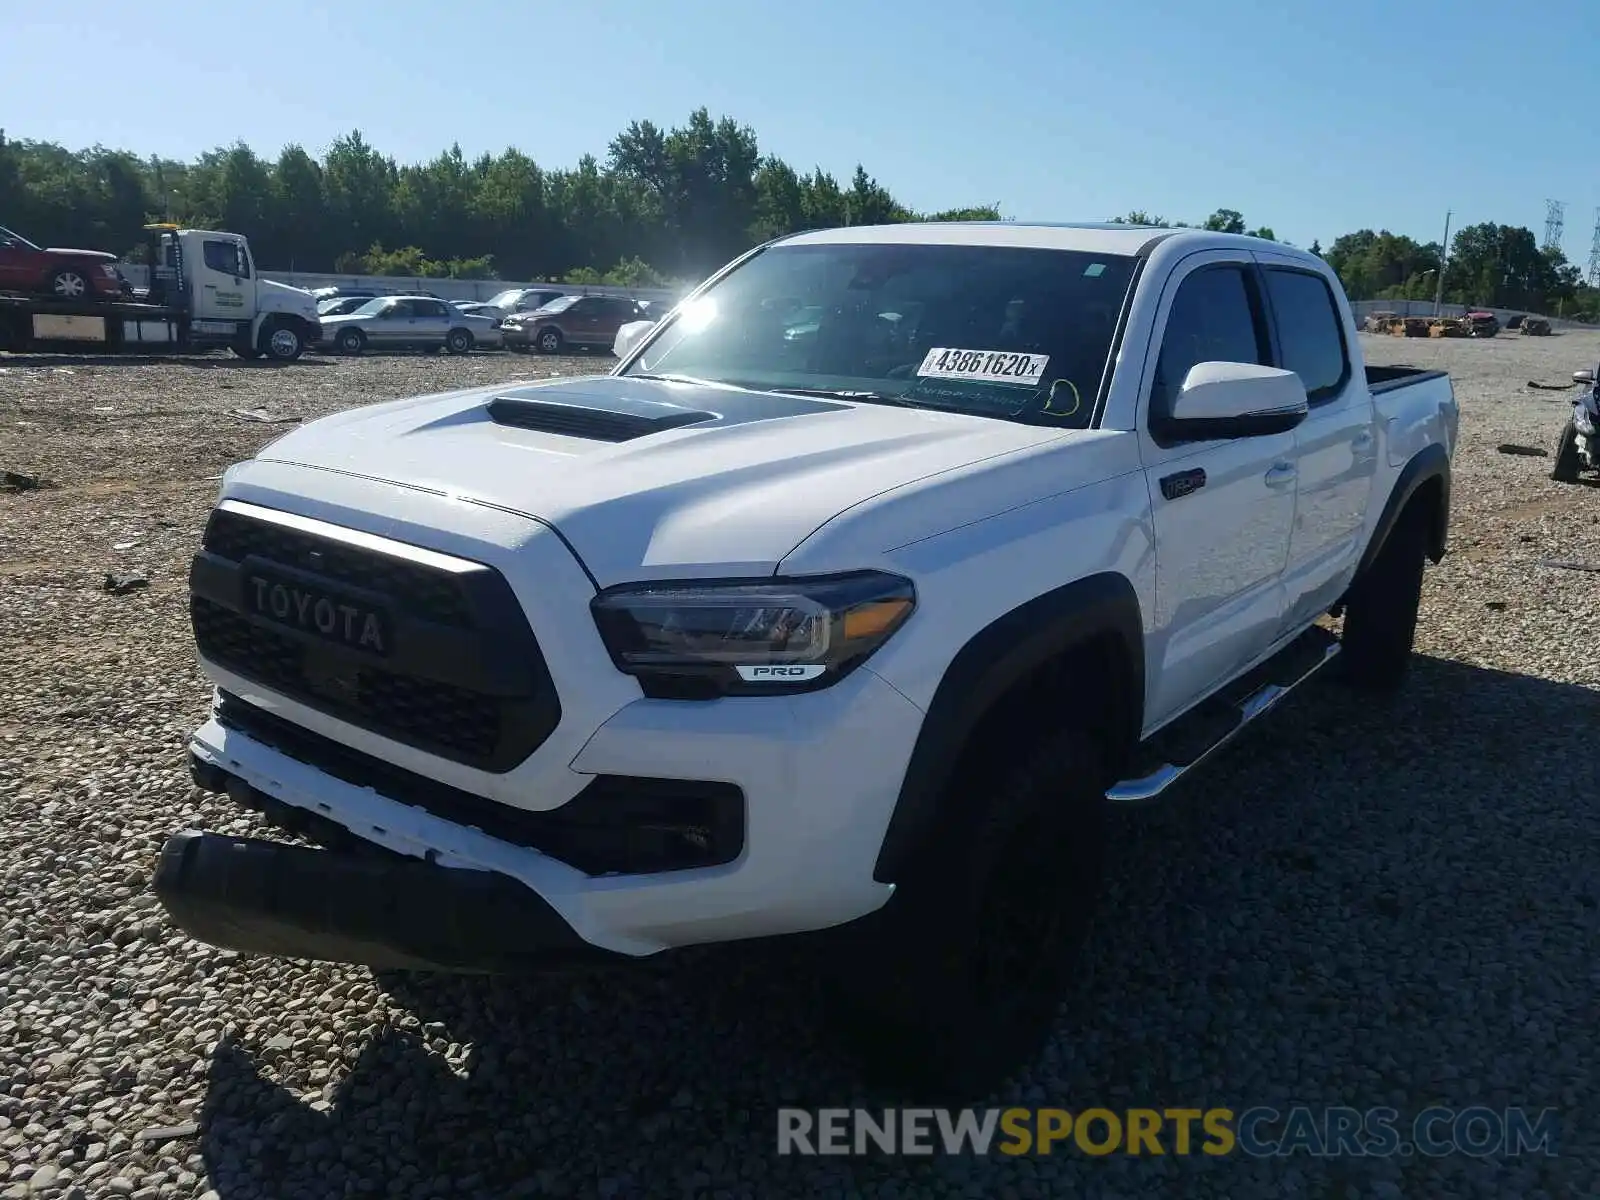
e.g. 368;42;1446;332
1355;442;1451;579
872;571;1144;885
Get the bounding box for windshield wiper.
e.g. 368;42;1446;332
625;372;727;388
627;374;945;411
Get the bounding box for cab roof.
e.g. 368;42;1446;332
776;220;1292;261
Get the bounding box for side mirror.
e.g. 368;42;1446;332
613;320;654;360
1574;369;1595;385
1158;361;1309;440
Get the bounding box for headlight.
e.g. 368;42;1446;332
591;570;915;698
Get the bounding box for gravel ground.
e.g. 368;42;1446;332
1;335;1598;1199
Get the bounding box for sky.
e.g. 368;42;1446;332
4;0;1599;263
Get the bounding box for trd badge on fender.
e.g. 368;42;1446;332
244;570;392;655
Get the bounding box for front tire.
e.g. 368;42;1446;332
445;327;472;355
336;328;366;356
1551;420;1581;483
822;728;1107;1100
262;322;306;362
47;266;93;301
1339;504;1427;693
536;327;564;354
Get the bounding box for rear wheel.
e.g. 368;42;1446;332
822;728;1107;1100
1339;503;1427;694
1551;420;1581;483
337;328;366;356
444;327;472;355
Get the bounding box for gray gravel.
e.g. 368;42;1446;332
2;335;1598;1198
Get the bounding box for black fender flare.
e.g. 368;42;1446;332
1355;443;1451;579
872;571;1145;884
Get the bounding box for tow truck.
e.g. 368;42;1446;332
0;225;321;361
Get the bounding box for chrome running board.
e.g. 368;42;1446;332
1106;630;1341;805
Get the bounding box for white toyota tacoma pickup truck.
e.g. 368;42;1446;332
155;222;1458;1096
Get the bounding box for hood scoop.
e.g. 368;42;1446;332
485;387;719;443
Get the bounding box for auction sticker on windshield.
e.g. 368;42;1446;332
917;348;1048;387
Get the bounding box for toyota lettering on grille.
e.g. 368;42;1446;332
244;570;392;656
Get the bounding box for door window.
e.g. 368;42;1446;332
202;240;248;278
1150;264;1270;425
1263;268;1349;402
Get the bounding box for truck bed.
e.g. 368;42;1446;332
1366;364;1447;395
0;291;185;321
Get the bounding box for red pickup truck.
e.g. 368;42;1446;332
0;223;126;300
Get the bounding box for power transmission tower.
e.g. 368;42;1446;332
1588;208;1600;287
1543;199;1565;253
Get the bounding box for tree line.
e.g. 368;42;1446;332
2;112;1595;317
0;110;996;287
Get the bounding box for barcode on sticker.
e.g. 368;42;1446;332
916;348;1048;386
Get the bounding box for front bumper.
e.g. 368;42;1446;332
154;825;617;973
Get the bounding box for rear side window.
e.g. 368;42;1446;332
1151;265;1269;421
1264;268;1348;402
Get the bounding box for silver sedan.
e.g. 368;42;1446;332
315;295;502;355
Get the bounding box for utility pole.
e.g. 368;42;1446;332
1433;209;1451;317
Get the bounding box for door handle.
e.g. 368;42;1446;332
1264;462;1298;489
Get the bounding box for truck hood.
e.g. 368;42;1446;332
259;277;319;319
45;248;118;262
253;374;1073;584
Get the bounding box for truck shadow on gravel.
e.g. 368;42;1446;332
193;654;1599;1199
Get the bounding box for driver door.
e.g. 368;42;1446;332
1137;252;1298;730
193;237;256;322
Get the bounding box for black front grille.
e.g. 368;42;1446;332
192;597;503;761
203;507;472;627
190;504;560;772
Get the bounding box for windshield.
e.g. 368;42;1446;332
535;295;579;314
0;225;41;250
487;289;525;308
351;298;390;317
619;241;1139;426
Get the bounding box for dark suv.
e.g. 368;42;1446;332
501;295;651;353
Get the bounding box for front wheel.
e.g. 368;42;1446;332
536;327;564;354
444;328;472;355
262;323;306;362
821;729;1107;1100
47;266;93;301
336;328;366;356
1551;420;1581;483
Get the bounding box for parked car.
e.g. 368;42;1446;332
453;301;506;320
309;287;382;305
501;294;652;353
485;287;567;316
1464;311;1500;338
156;222;1458;1098
0;223;125;300
317;295;377;317
314;295;497;355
